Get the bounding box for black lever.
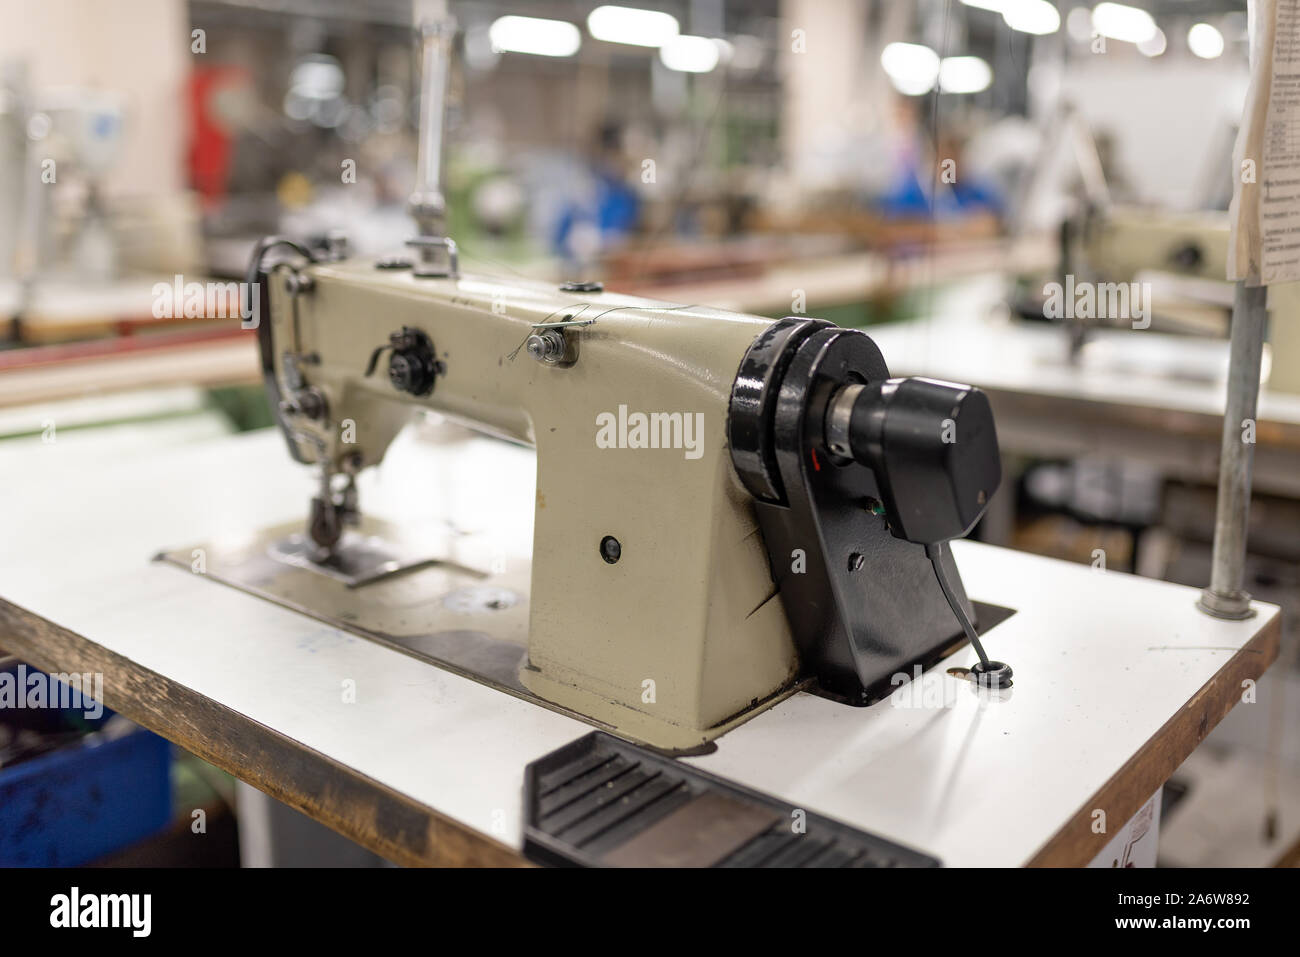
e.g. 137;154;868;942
828;376;1012;688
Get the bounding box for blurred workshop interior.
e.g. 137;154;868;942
0;0;1296;868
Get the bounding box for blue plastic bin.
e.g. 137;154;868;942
0;727;172;866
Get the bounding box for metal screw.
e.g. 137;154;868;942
600;535;622;564
526;329;566;364
297;389;327;420
280;388;326;421
283;271;314;295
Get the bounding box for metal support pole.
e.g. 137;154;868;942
409;15;451;239
1197;281;1268;620
405;2;458;278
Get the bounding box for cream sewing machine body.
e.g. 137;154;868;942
168;243;1003;752
260;256;801;748
164;9;1006;752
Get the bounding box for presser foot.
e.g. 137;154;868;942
268;530;465;588
305;462;361;559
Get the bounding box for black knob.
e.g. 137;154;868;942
1170;241;1203;272
387;352;422;393
839;377;1000;546
366;327;440;396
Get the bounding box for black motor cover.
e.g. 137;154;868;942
727;318;1000;704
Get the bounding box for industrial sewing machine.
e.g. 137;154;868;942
163;10;1007;753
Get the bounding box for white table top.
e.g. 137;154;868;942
0;422;1278;866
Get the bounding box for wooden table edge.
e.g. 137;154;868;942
1026;610;1281;867
0;597;531;868
3;595;1279;869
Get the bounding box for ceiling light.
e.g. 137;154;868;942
660;35;721;73
1091;3;1157;44
1003;0;1062;36
488;16;582;58
939;56;993;94
1137;27;1167;57
587;6;680;48
1188;23;1225;59
881;42;940;96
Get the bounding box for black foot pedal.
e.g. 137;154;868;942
523;732;939;867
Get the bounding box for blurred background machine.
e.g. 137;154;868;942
0;0;1295;867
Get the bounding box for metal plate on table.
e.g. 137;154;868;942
155;518;539;699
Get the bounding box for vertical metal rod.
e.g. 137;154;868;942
406;2;457;277
408;2;453;240
412;21;449;229
1197;281;1268;620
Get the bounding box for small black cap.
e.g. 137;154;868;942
970;660;1013;689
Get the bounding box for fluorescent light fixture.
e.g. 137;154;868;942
587;5;680;48
660;35;721;73
1137;27;1167;57
939;56;993;94
488;16;581;57
960;0;1006;11
1091;3;1157;44
289;56;345;98
881;42;940;96
1188;22;1224;59
1003;0;1061;35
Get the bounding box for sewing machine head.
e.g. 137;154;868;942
230;239;1002;750
172;9;1002;751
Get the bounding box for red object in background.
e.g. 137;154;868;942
187;65;251;210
